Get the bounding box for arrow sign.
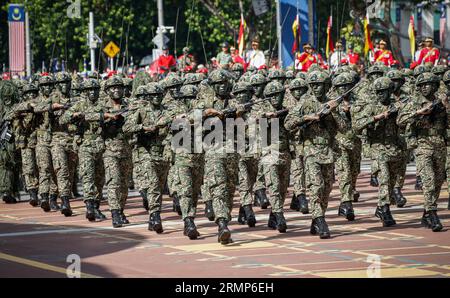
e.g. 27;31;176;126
103;41;120;58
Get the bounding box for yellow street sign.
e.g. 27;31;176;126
103;41;120;58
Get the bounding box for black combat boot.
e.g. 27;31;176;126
139;189;149;211
119;208;129;224
289;194;300;211
85;200;96;222
49;194;60;211
267;211;277;230
338;201;355;221
172;193;182;215
183;217;200;240
29;189;39;207
60;196;73;217
217;218;232;244
375;205;396;227
421;210;443;232
148;211;163;233
204;200;215;221
39;193;50;212
2;194;17;204
72;183;82;198
94;201;106;220
273;212;287;233
298;193;309;214
111;209;122;228
370;174;379;187
393;187;407;208
254;189;270;209
253;193;261;207
415;176;423;190
237;206;246;225
311;217;331;239
353;191;360;203
243;205;256;227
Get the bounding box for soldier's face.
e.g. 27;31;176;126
291;88;307;100
420;83;436;97
169;86;181;98
337;84;352;96
213;81;230;96
57;81;71;95
24;91;38;101
107;85;124;100
310;83;325;99
235;91;251;104
271;78;286;85
253;84;265;97
85;88;99;102
369;73;383;81
268;93;284;108
375;89;391;105
124;87;132;98
150;94;163;107
40;84;53;97
391;79;404;92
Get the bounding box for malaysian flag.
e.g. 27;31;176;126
440;4;446;46
8;4;25;76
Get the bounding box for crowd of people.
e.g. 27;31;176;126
1;34;450;245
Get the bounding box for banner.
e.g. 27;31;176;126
8;4;25;75
408;15;415;59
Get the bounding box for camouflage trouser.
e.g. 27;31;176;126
291;152;306;196
79;143;104;202
167;165;179;196
203;151;238;222
416;147;446;211
0;142;18;195
103;149;131;211
139;152;169;215
51;136;78;197
36;140;58;196
394;149;410;189
20;146;39;191
261;152;291;213
175;154;204;220
131;148;144;192
371;159;379;176
446;146;450;194
254;159;266;191
305;157;334;219
335;142;362;203
237;156;258;206
377;158;403;207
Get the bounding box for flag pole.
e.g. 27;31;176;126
25;10;31;77
276;0;283;68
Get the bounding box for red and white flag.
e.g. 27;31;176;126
440;4;447;47
237;14;246;57
8;4;26;76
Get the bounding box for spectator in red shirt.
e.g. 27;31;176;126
374;40;396;66
230;46;246;69
417;37;440;67
157;45;176;74
346;44;360;66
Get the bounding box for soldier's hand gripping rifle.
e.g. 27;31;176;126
220;98;267;118
0;121;13;149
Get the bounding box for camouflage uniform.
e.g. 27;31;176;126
123;83;170;233
398;72;446;232
442;71;450;209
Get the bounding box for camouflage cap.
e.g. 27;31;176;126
232;81;253;94
55;72;72;83
373;77;394;91
38;75;54;86
263;81;285;97
307;70;329;84
289;78;308;90
413;64;432;77
443;70;450;83
268;69;286;80
386;69;404;81
416;72;440;86
208;69;230;84
22;83;39;94
81;78;100;90
431;65;448;76
180;84;199;98
104;75;124;89
146;82;164;95
332;73;354;87
249;73;267;86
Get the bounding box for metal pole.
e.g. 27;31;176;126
276;0;283;68
89;12;96;72
157;0;164;50
25;11;32;77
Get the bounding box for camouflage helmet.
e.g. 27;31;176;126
247;65;257;73
386;69;404;81
257;68;268;77
416;72;440;86
431;65;448;76
296;72;307;80
334;67;347;77
286;70;295;79
104;75;124;89
22;83;39;94
232;81;253;94
180;84;199;98
401;68;414;77
307;64;323;73
184;73;204;85
208;69;230;84
135;85;148;96
367;65;385;75
55;72;72;83
263;81;285;97
413;64;432;77
38;75;54;86
164;75;183;88
249;73;267;86
373;77;394;91
13;79;27;90
289;78;308;90
443;70;450;83
123;77;133;88
307;70;329;84
268;69;286;80
72;80;82;91
146;82;164;95
332;73;354;87
82;79;100;90
231;63;244;71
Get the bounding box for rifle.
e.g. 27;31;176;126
417;99;445;122
0;121;13;149
220;98;267;118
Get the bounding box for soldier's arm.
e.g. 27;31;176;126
59;101;81;125
352;104;376;133
397;101;417;128
122;109;144;134
33;99;52;114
